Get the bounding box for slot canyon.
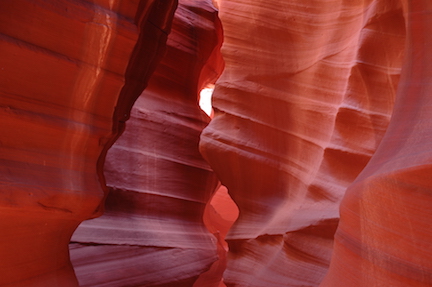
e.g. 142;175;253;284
0;0;431;286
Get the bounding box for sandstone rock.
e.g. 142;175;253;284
198;185;239;287
200;0;405;285
4;0;432;286
0;0;176;285
321;1;432;286
70;0;224;286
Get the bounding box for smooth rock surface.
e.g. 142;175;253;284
321;1;432;286
0;0;176;285
4;0;432;286
200;0;406;286
199;185;239;287
70;0;224;286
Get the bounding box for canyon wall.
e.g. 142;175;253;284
200;0;406;286
0;0;176;286
321;1;432;286
70;0;224;286
2;0;432;286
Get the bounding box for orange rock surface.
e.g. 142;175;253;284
2;0;432;286
200;0;405;286
321;1;432;286
70;0;224;286
0;0;176;286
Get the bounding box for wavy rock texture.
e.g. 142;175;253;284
321;1;432;286
4;0;432;286
70;0;224;286
200;0;406;286
0;0;176;286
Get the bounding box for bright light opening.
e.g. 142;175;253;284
199;87;214;117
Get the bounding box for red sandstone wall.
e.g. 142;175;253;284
3;0;432;286
321;1;432;286
200;0;406;286
0;0;176;286
70;0;224;286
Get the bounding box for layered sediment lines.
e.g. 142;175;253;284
200;0;406;286
0;0;176;286
70;0;224;286
4;0;432;286
321;1;432;286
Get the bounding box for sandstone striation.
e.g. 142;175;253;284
70;0;224;286
0;0;176;286
321;1;432;286
200;0;406;286
3;0;432;286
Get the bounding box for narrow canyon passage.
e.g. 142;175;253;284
1;0;432;287
70;1;227;286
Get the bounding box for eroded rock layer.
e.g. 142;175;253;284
200;0;406;286
0;0;176;286
321;1;432;286
70;0;224;286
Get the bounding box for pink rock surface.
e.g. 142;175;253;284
0;0;176;285
321;1;432;286
70;0;224;286
3;0;432;286
200;0;405;286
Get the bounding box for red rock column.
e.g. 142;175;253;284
70;0;224;286
0;1;176;286
321;1;432;286
200;0;405;286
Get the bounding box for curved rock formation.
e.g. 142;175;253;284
321;1;432;286
0;0;176;286
4;0;432;286
200;0;406;286
70;0;224;286
199;185;239;287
